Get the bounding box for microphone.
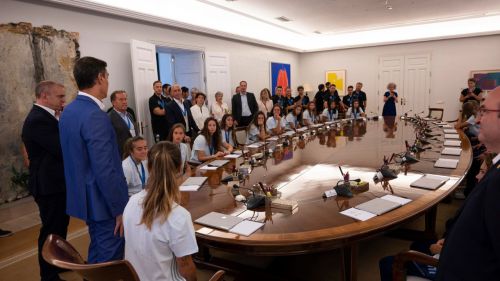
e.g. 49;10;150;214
231;184;265;210
401;109;413;119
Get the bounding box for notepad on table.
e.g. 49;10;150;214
224;153;241;159
355;198;402;216
296;127;308;132
282;131;295;137
443;129;457;134
247;142;264;148
410;174;450;190
180;177;207;191
208;160;229;167
340;208;377;221
441;147;462;156
444;134;460;139
434;158;459;169
229;220;265;236
380;194;412;205
444;140;461;147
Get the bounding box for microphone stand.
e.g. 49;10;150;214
231;184;265;210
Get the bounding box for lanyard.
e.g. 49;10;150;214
158;98;165;109
125;114;131;129
209;135;215;155
130;158;146;187
224;130;230;143
311;114;315;123
329;110;334;120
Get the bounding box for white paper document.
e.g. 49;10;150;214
224;153;241;159
267;136;279;141
380;195;412;205
200;165;218;170
441;124;453;128
441;147;462;156
296;127;308;132
340;208;377;221
247;142;264;148
229;220;265;236
443;129;457;134
180;177;207;191
434;158;459;169
444;134;460;139
282;131;295;137
444;140;461;147
410;174;450;190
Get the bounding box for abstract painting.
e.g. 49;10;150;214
471;69;500;91
325;70;346;95
271;62;291;96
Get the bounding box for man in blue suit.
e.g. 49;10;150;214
59;57;128;263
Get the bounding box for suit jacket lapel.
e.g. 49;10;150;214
33;105;58;123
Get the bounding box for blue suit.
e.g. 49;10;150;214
59;94;128;262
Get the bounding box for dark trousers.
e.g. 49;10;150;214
87;218;124;263
239;115;253;127
34;193;70;281
379;240;438;281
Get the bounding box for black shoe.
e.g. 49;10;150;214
0;229;13;238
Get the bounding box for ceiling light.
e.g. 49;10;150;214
385;0;393;10
276;16;292;22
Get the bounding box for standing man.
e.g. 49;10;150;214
343;85;355;108
108;90;139;157
22;81;69;281
232;80;258;127
181;86;192;107
294;85;309;110
436;87;500;280
148;80;169;142
272;86;285;112
166;84;199;140
353;82;367;111
314;84;326;113
59;57;128;263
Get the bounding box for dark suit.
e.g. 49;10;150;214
231;92;258;126
108;109;139;157
165;99;199;138
22;105;69;281
59;94;128;263
436;160;500;280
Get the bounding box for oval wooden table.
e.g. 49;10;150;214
181;117;471;281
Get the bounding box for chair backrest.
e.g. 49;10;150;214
428;108;444;120
234;127;248;146
42;234;140;281
209;270;226;281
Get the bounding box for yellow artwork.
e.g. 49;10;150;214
325;70;346;95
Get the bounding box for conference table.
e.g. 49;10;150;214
181;116;471;281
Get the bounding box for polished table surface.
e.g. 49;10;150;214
181;117;471;256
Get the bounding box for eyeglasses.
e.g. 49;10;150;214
478;107;500;116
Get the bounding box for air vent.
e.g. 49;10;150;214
276;16;292;22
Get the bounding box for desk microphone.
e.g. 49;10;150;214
402;109;413;119
231;184;265;210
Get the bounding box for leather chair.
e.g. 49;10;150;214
42;234;226;281
427;108;444;120
392;250;438;281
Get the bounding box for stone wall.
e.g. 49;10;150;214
0;22;79;203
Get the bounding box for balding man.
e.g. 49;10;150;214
436;87;500;280
165;84;199;140
232;80;258;126
108;90;138;157
22;81;69;281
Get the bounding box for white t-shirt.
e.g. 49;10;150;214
322;108;338;121
266;116;286;134
122;156;149;196
220;129;235;147
346;107;365;119
466;115;480;136
246;124;260;144
302;109;317;125
124;190;198;281
285;113;298;129
179;143;191;171
190;105;210;130
190;134;213;162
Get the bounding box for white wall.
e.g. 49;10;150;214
1;0;300;110
299;35;500;120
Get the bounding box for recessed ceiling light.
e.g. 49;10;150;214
276;16;292;22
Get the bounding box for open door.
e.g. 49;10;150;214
205;52;231;107
173;52;205;99
130;39;158;145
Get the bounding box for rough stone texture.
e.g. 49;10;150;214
0;22;79;203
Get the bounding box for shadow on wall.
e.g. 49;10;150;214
0;22;79;204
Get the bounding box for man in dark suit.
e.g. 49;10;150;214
148;80;169;142
108;90;139;157
436;86;500;280
166;84;199;141
59;57;128;263
232;80;258;127
22;81;69;281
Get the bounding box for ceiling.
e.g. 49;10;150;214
46;0;500;52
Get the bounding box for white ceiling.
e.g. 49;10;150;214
46;0;500;52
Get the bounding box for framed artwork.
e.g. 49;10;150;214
271;62;291;96
470;69;500;91
325;70;346;95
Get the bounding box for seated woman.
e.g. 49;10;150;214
122;136;149;196
322;100;339;122
167;123;192;175
302;101;318;126
191;117;227;162
285;105;302;130
346;99;366;119
266;104;286;135
247;111;270;144
124;141;198;281
220;114;236;149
